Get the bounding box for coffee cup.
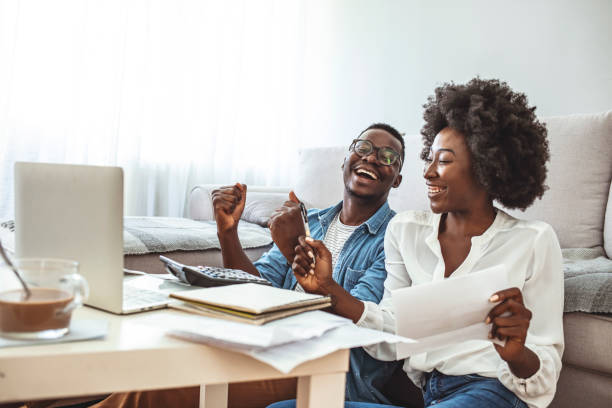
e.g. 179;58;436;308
0;258;88;340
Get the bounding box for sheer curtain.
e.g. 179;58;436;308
0;0;321;219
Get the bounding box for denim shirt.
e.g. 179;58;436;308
254;201;401;404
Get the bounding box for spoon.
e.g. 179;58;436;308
0;240;31;300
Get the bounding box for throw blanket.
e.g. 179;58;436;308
123;217;272;255
0;218;272;256
562;247;612;314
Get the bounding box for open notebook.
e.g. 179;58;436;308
169;283;332;325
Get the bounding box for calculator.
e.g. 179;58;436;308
159;255;272;288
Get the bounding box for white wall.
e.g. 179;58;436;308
1;1;611;219
297;0;612;148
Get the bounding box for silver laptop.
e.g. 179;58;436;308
14;162;170;314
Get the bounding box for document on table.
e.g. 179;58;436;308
392;265;509;359
245;324;410;373
138;310;353;349
135;310;414;373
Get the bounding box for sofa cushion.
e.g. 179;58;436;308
550;362;612;408
387;133;430;213
562;312;612;374
189;184;291;224
604;183;612;257
562;247;612;313
124;217;272;255
241;192;289;227
294;146;346;210
505;110;612;249
125;246;272;274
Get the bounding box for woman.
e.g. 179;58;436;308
270;78;563;408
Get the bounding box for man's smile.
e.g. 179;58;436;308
353;166;379;181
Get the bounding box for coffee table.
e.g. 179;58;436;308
0;306;349;408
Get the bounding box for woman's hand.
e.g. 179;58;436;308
486;287;531;361
486;287;540;377
291;236;334;295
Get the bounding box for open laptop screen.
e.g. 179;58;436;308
15;162;124;313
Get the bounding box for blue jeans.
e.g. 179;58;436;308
266;401;400;408
423;370;527;407
266;371;528;408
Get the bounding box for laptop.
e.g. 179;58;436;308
14;161;172;314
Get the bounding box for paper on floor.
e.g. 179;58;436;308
392;265;509;359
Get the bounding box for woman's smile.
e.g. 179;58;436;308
427;184;447;198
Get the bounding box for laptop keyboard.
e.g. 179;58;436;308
123;285;169;309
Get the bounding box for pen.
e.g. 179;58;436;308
299;202;315;267
299;202;311;237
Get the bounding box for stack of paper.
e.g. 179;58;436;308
169;283;332;325
135;310;413;373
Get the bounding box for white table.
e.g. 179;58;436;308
0;307;349;408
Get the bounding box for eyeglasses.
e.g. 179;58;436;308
349;139;402;167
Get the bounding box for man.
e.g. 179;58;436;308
88;123;405;408
212;123;405;407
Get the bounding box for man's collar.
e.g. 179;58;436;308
318;200;393;235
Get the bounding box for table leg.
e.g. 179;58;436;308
199;383;228;408
296;372;346;408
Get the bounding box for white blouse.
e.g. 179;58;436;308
357;209;564;408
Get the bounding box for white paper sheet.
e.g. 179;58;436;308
139;310;352;349
168;321;414;373
146;309;415;373
243;325;411;373
392;265;509;359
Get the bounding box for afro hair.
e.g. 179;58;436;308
420;77;549;210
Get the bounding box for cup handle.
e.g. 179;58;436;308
57;273;89;316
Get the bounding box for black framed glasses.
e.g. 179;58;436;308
349;139;402;167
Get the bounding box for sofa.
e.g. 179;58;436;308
184;110;612;407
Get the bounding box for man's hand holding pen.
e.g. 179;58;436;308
298;201;315;267
268;191;306;264
268;191;327;291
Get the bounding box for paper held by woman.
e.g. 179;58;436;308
392;264;508;359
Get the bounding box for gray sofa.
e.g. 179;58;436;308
184;110;612;407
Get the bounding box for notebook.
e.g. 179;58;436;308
14;162;172;314
169;283;332;325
